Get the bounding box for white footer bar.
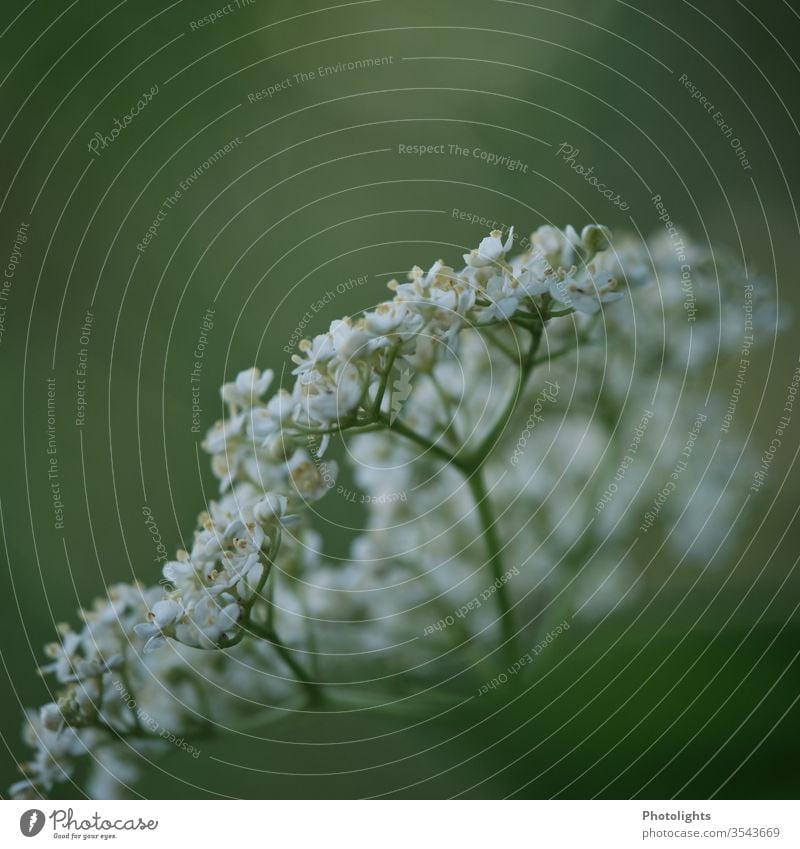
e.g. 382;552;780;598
2;799;796;847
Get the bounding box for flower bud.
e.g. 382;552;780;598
581;224;611;256
254;493;288;525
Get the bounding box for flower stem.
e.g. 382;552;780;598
531;313;599;367
470;319;546;464
377;412;471;473
459;313;553;662
345;314;560;666
371;343;400;417
466;467;517;667
248;620;322;706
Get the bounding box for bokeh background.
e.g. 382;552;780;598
1;0;799;798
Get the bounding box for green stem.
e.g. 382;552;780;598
470;320;545;464
377;412;470;473
248;620;322;706
427;371;462;446
467;467;517;667
218;531;280;650
116;648;143;733
484;327;523;364
532;340;591;367
280;307;563;671
532;313;599;367
290;416;373;436
532;346;575;367
373;320;552;665
371;344;400;417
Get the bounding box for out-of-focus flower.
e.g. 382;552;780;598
11;223;771;801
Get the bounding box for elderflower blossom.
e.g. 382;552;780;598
11;223;773;799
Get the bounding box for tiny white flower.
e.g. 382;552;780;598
202;413;246;455
334;362;366;412
10;779;37;799
548;269;624;314
266;388;296;422
221;368;274;409
464;228;514;268
289;456;337;500
183;597;241;647
330;318;382;362
363;302;409;335
236;557;265;600
296;362;365;424
476;275;521;323
291;334;336;375
40;703;63;732
151;599;182;627
531;224;576;268
512;250;552;297
162;558;194;585
253;492;288;524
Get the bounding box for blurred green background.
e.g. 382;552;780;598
1;0;799;798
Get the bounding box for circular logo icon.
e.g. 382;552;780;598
19;810;45;837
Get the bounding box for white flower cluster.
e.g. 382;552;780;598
9;560;321;799
12;223;769;799
335;233;773;655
